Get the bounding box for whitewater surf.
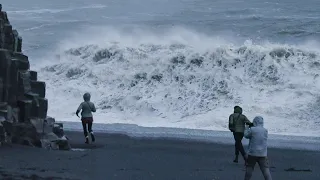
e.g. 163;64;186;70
32;26;320;137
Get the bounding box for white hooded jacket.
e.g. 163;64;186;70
244;116;268;157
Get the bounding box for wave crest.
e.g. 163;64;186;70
35;27;320;135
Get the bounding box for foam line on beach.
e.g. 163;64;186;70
61;121;320;152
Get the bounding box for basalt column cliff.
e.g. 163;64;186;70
0;4;70;150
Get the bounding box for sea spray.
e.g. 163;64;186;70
34;26;320;136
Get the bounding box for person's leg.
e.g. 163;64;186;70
244;167;254;180
88;119;95;142
234;132;247;162
233;132;239;162
81;119;89;144
88;121;92;133
237;133;247;161
81;120;88;137
244;155;256;180
258;157;272;180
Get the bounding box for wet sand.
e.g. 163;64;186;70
0;131;319;180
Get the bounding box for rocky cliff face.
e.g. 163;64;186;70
0;4;70;150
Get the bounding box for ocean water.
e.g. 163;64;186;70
2;0;320;137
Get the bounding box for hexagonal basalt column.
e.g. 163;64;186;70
0;49;11;102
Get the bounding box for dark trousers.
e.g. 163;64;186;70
233;132;246;157
81;117;93;137
245;155;272;180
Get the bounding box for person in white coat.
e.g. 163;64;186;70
244;116;272;180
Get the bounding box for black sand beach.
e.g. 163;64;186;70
0;131;319;180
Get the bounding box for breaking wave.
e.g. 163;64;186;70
7;4;106;15
35;27;320;136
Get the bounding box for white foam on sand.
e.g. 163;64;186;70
61;121;320;152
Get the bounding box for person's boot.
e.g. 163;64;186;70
233;155;239;163
90;132;95;142
85;136;89;144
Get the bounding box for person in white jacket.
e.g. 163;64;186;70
244;116;272;180
76;93;96;144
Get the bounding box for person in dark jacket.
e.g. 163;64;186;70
229;106;253;163
76;92;96;144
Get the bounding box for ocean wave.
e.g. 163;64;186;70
34;26;320;136
7;4;106;15
22;20;86;31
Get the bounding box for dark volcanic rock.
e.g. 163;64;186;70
29;71;37;81
0;4;70;149
18;71;32;96
43;116;55;134
11;122;42;147
0;123;5;144
17;100;32;122
8;59;19;105
53;123;65;138
0;49;11;102
30;81;46;98
0;78;3;102
37;98;48;119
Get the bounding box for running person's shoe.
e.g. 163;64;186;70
90;132;95;142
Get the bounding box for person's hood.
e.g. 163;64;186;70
234;106;242;114
253;116;264;127
83;92;91;102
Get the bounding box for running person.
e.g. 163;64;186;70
76;92;96;144
229;106;253;163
